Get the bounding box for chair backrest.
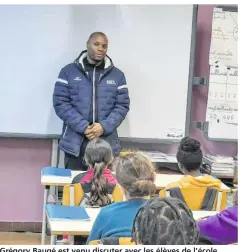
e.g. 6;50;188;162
159;187;223;211
71;172;87;184
89;237;135;245
88;240;100;245
62;182;123;206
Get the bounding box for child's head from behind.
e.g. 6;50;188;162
176;137;203;174
84;138;113;168
112;152;156;199
131;197;199;245
84;138;113;207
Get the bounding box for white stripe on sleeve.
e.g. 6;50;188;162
57;78;68;85
118;84;128;90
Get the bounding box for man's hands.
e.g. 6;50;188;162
84;123;104;140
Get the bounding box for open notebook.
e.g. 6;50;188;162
46;204;90;221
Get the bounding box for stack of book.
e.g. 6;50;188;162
203;154;236;179
120;150;178;163
143;151;167;162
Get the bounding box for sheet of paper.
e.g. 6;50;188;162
209;8;238;67
206;121;237;140
206;65;238;124
166;128;184;139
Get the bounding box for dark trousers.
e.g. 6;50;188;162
64;140;88;171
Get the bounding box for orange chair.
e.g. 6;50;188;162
62;182;123;206
89;237;135;245
159;187;225;211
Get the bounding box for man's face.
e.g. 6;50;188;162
87;34;108;62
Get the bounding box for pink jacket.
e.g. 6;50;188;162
80;168;117;184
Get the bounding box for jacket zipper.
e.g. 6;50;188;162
92;70;105;124
77;62;113;124
92;67;96;124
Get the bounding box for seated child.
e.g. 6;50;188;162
131;197;200;245
78;138;117;207
197;190;238;245
62;138;118;244
166;137;222;189
87;152;156;244
160;137;226;210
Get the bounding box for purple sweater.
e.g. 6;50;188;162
197;206;238;245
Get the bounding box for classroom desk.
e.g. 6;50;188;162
47;208;100;237
40;174;72;245
71;171;231;192
155;174;230;192
46;208;219;245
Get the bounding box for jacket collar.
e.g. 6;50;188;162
74;50;113;70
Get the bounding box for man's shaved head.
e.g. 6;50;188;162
87;32;108;43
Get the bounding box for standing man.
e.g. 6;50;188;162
53;32;130;170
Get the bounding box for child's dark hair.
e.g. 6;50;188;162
112;152;156;197
131;197;200;245
176;137;203;171
84;138;113;207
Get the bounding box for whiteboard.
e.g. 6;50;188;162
209;7;238;67
0;5;76;137
111;5;196;141
0;5;196;140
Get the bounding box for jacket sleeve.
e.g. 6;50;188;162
53;68;89;134
100;72;130;135
197;207;238;245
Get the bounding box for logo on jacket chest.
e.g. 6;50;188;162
106;80;116;85
74;76;82;81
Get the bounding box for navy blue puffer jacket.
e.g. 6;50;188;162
53;51;130;157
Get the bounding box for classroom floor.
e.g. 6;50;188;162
0;232;50;245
